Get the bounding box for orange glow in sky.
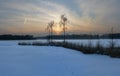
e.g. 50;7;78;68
53;24;63;34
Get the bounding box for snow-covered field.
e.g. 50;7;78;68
0;40;120;76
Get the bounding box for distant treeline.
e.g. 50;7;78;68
1;33;120;40
0;35;35;40
37;33;120;39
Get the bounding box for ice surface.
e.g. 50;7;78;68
0;41;120;76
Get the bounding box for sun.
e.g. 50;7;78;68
53;24;63;34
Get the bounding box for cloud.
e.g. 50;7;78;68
0;0;120;35
0;0;81;34
75;0;120;33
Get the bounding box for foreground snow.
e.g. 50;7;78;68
0;41;120;76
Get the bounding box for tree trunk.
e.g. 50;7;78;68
63;24;65;43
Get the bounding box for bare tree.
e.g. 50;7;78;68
59;14;67;43
46;21;54;43
109;27;115;52
111;27;114;48
46;24;51;43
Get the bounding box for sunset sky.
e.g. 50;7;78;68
0;0;120;36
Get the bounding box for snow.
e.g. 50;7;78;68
0;41;120;76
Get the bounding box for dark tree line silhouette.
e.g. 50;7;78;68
37;33;120;39
0;35;34;40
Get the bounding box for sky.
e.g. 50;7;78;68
0;0;120;36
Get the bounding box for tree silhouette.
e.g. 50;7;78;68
46;24;51;43
59;14;67;43
46;21;54;43
109;27;115;53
